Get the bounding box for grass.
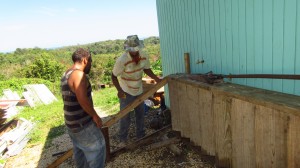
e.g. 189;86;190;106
93;87;119;115
15;87;118;148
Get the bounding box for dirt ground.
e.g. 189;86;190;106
4;108;216;168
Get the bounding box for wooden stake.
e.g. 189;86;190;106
184;53;191;74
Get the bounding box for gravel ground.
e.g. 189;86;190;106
4;108;216;168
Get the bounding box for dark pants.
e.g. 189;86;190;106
119;92;145;142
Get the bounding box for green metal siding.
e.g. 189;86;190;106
156;0;300;96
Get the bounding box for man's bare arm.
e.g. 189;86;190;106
144;69;162;83
69;71;102;127
111;73;126;98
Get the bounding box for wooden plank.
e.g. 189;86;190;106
177;82;189;138
287;114;300;168
186;84;199;144
147;137;181;151
0;99;26;103
198;88;214;155
213;94;232;167
0;119;18;137
47;149;73;168
255;106;288;167
103;78;167;127
169;74;300;117
168;79;180;131
231;99;255;168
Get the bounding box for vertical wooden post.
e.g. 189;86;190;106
101;127;110;162
184;53;191;74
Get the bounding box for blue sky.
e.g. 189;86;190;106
0;0;159;52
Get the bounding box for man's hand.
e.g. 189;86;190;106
117;90;126;99
92;115;103;128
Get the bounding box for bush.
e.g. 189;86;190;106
21;53;64;82
0;78;59;97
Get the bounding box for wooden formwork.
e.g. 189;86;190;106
167;74;300;168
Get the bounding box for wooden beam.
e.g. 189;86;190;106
47;149;73;168
147;137;181;151
111;125;171;157
103;78;167;127
0;99;26;102
47;78;168;167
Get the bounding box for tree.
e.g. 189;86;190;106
22;53;64;82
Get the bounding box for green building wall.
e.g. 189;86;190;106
156;0;300;104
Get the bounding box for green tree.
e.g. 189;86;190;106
22;53;64;82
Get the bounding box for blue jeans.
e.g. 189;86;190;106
119;92;145;142
67;121;106;168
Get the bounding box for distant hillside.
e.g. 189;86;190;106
0;36;161;90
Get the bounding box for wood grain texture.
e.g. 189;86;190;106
255;106;288;168
168;79;180;131
177;82;190;138
231;99;255;168
186;84;199;144
213;94;233;167
198;88;214;155
287;114;300;168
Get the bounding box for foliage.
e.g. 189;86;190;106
21;53;64;82
0;36;162;86
151;58;163;76
0;78;60;97
89;54;116;86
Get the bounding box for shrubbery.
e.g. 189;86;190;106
0;37;162;94
0;78;60;97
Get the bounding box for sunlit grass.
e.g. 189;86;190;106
15;87;119;147
93;87;119;115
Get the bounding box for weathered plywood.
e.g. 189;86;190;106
287;114;300;168
231;99;255;168
198;88;214;155
213;95;233;167
255;106;288;168
177;82;190;138
168;80;180;131
186;85;199;144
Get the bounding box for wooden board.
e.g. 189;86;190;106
168;79;180;131
213;94;232;167
231;99;255;168
255;106;288;167
177;82;189;138
186;84;199;144
198;88;214;155
103;78;167;127
287;114;300;168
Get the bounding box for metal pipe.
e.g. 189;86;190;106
225;74;300;80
